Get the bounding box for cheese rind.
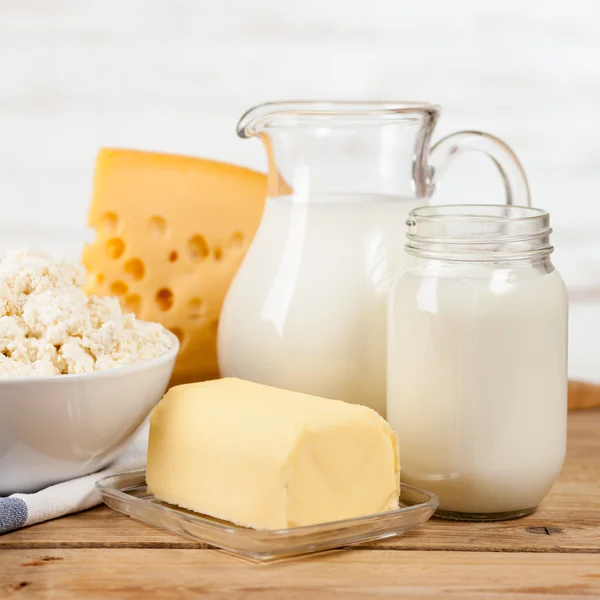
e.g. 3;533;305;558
82;148;267;386
146;378;400;530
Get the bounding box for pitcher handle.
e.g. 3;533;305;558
429;131;531;206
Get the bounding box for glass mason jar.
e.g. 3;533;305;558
387;205;568;521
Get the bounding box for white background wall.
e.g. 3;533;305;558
1;0;599;379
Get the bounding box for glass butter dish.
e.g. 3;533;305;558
97;469;438;563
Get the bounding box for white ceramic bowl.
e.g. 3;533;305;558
0;334;179;495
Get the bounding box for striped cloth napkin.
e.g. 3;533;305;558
0;423;148;534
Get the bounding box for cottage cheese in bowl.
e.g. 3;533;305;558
0;249;178;494
0;248;174;377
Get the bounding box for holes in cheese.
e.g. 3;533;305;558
124;293;142;314
187;297;205;320
110;280;128;296
148;215;167;238
231;231;244;247
83;148;267;385
100;212;120;235
156;288;174;311
106;238;125;259
124;258;146;281
188;235;210;261
213;246;223;261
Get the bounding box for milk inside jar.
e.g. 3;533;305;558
387;205;568;520
219;194;418;415
218;101;531;414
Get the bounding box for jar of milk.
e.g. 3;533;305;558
218;101;531;416
387;205;568;521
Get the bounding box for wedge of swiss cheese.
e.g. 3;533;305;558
82;148;267;385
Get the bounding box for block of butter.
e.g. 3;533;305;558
146;378;400;530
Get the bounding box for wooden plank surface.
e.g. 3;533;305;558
2;410;599;553
569;381;600;410
0;411;598;599
1;549;599;599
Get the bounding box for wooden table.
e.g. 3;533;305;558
1;411;599;599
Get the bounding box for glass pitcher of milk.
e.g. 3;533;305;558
218;101;531;415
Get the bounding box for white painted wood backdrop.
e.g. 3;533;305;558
0;0;599;380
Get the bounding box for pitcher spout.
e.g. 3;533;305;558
237;101;440;138
237;102;287;138
237;101;441;200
